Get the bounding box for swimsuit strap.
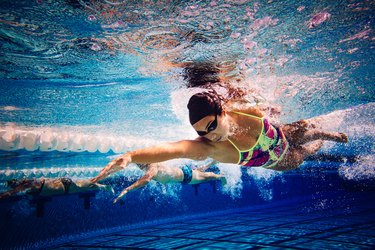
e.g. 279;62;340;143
228;111;265;153
60;178;72;194
228;138;241;152
232;111;263;120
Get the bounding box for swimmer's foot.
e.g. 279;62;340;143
328;132;349;143
104;185;115;194
94;183;115;194
337;133;349;143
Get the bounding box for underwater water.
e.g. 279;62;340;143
0;0;374;249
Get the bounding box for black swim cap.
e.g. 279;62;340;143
187;92;222;125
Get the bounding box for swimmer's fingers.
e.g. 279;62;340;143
91;156;131;183
113;189;128;203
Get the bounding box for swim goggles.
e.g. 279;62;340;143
196;114;217;136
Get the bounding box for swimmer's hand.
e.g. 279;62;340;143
113;189;128;203
91;154;132;183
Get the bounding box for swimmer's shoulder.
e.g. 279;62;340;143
230;107;264;118
225;100;264;118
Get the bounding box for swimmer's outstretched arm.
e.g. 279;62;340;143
0;189;20;199
113;164;158;203
0;182;31;199
91;140;211;183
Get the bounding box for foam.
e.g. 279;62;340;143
246;167;283;201
338;154;375;181
217;163;243;199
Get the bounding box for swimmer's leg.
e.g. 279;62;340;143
282;121;348;146
74;180;114;194
190;171;225;185
303;131;348;143
272;140;324;171
114;164;158;203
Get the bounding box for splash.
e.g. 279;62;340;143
304;103;375;143
217;163;243;199
339;154;375;181
145;182;182;205
246;167;282;201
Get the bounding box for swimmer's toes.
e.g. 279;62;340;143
340;133;349;143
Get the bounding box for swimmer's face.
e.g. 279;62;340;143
192;113;230;142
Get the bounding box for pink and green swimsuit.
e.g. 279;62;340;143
228;112;289;169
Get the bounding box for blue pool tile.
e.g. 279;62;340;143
55;247;112;250
306;231;337;239
277;238;314;247
177;223;222;230
221;232;291;244
257;226;320;236
247;220;290;227
140;228;194;237
257;247;298;250
186;240;257;249
205;218;248;225
215;224;266;232
327;233;375;246
290;222;343;230
292;239;373;249
56;199;375;250
68;235;126;246
96;236;158;247
130;237;203;249
153;222;187;228
318;218;359;227
183;230;237;240
346;228;375;237
115;227;159;235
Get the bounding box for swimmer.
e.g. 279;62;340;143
92;90;348;186
113;160;225;203
0;177;113;200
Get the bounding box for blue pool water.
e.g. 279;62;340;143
0;0;374;249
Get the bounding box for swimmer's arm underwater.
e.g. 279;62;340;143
113;164;158;203
0;189;20;199
0;181;32;199
91;140;212;183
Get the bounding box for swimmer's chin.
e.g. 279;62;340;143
206;136;226;142
216;136;227;142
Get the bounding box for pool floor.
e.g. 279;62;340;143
53;194;374;249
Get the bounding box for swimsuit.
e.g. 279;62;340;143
181;165;193;184
27;179;45;196
60;178;72;194
228;111;289;169
27;178;72;196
